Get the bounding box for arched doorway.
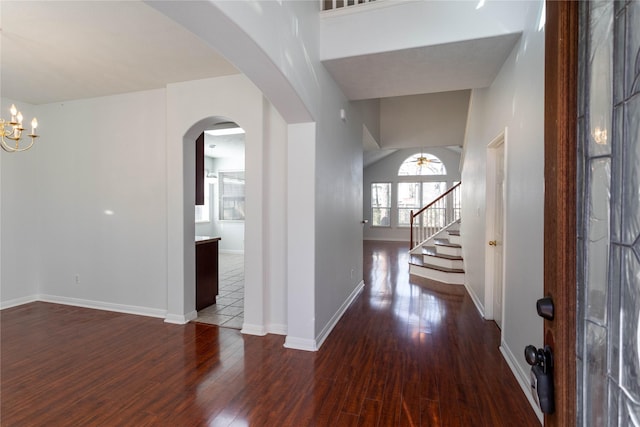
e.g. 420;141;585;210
194;121;246;328
164;110;266;336
163;75;285;340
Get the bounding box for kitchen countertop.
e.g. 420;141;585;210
195;236;221;244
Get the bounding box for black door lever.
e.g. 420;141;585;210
525;345;555;414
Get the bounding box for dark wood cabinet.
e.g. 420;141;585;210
195;132;205;206
196;237;220;311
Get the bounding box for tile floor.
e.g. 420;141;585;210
195;253;244;329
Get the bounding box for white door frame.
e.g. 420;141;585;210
484;129;507;324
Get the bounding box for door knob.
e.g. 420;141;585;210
488;240;497;246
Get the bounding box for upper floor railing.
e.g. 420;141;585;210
409;182;461;250
322;0;377;12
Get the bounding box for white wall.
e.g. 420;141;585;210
353;99;380;142
363;147;462;242
164;74;279;333
380;91;470;148
151;1;366;349
6;90;169;316
1;74;290;336
4;1;368;351
287;1;365;344
146;0;313;124
461;0;545;411
321;0;529;60
263;99;288;334
0;99;41;306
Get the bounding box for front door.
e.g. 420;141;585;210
543;1;577;425
544;0;640;424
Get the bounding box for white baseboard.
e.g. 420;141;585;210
242;323;287;336
267;323;287;335
1;294;203;325
284;336;317;352
363;237;407;242
500;340;544;424
463;280;485;319
38;294;167;319
0;295;38;310
241;323;267;336
164;310;197;325
315;280;365;350
219;249;244;255
283;282;364;352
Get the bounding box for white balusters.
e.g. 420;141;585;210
323;0;377;12
410;183;462;250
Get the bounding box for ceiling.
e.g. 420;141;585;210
0;1;238;105
204;132;245;160
1;1;514;162
323;33;521;101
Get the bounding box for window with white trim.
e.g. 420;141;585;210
219;171;245;221
397;181;447;227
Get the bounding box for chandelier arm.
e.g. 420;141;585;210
1;135;36;152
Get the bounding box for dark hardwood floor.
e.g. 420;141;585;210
1;241;539;426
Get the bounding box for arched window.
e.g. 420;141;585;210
398;152;446;176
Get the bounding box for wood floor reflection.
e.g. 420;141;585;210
0;241;539;426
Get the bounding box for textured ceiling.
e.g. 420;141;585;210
1;1;519;158
0;1;238;105
322;33;521;101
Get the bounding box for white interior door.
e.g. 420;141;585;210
484;131;507;326
493;143;505;328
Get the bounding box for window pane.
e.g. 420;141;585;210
371;183;391;208
372;208;391;226
398;182;421;208
371;183;391;226
398;182;420;227
219;171;245;220
422;181;447;204
398;208;414;227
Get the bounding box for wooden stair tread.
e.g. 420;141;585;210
447;230;460;236
410;260;465;274
410;256;465;273
434;239;462;248
421;246;463;260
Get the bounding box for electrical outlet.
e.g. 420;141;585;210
75;274;80;284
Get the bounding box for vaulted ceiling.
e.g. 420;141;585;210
1;1;238;105
1;0;527;164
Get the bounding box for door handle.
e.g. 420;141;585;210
525;345;555;414
488;240;497;246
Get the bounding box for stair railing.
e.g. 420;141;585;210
321;0;377;12
409;182;461;250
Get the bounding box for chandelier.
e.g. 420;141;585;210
1;104;39;152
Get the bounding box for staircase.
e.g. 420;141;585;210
409;221;464;285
